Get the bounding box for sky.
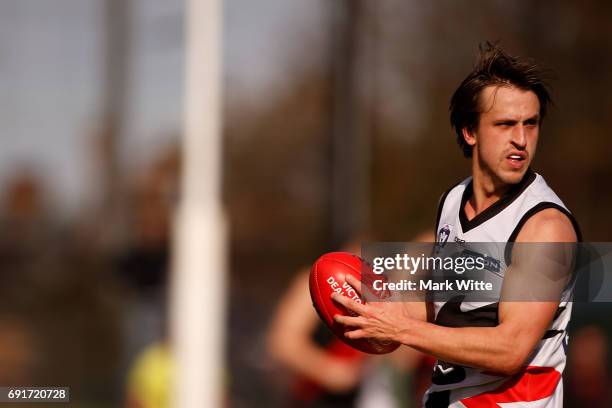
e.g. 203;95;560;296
0;0;326;215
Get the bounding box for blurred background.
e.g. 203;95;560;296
0;0;611;407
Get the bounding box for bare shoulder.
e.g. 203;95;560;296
516;208;577;243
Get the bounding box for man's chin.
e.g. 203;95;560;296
500;168;527;185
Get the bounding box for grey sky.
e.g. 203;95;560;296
0;0;325;215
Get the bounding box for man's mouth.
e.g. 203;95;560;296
506;152;527;169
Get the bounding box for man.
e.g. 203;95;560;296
332;43;580;407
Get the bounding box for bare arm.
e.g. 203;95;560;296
267;269;363;392
334;209;577;375
396;301;559;375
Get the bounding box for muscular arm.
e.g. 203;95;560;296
398;302;558;375
334;209;577;375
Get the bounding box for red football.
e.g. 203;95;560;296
309;252;400;355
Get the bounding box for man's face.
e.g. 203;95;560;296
463;85;540;185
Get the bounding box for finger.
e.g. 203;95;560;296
345;274;363;296
344;329;366;340
361;279;381;301
333;314;364;327
352;273;382;302
331;292;368;315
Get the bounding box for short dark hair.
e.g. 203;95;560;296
449;42;552;157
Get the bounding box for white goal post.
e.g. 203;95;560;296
170;0;227;407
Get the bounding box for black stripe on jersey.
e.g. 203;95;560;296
425;390;450;407
459;168;536;233
541;306;567;339
542;329;564;339
435;295;499;328
504;202;583;265
434;181;462;236
553;305;567;319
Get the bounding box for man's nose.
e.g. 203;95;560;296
511;126;527;149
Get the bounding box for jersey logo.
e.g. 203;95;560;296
432;360;466;385
438;365;455;375
437;224;452;246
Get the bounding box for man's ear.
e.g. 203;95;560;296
462;127;476;148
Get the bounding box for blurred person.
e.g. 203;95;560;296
268;267;365;407
565;325;612;407
332;43;581;407
0;170;61;288
118;144;179;289
0;169;69;287
116;145;180;362
267;240;367;407
268;232;436;408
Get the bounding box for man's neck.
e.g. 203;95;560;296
466;164;512;219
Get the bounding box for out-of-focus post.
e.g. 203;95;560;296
170;0;226;407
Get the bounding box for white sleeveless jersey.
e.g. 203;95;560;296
424;169;580;408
